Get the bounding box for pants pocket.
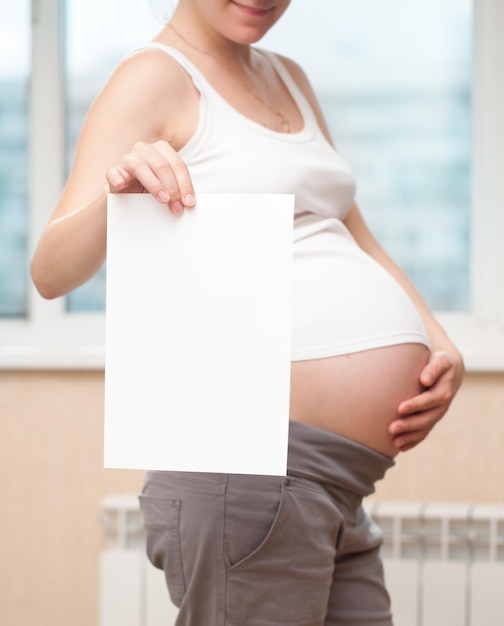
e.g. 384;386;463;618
224;474;286;570
225;478;339;625
138;494;186;607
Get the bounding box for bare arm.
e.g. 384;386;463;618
31;50;197;299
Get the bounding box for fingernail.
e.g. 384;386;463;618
184;194;195;206
158;190;169;203
172;201;183;214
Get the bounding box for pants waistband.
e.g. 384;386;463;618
287;420;395;497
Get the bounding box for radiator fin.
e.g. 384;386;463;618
422;562;467;626
99;550;143;626
383;560;419;625
471;563;504;625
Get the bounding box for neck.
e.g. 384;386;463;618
163;13;292;134
165;11;252;67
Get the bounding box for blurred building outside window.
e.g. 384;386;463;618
0;1;30;317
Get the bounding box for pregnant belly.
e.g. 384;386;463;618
289;343;431;458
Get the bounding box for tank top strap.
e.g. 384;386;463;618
125;43;319;141
257;49;320;131
129;45;316;125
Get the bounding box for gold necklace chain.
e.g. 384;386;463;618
166;22;291;133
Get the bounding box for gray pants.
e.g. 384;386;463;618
139;421;395;626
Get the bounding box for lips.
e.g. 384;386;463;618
231;2;274;17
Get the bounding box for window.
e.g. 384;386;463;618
1;0;504;369
0;2;30;317
64;0;160;312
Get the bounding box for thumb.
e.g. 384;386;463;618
106;167;131;192
419;352;450;387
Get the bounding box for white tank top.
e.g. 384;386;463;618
136;44;430;360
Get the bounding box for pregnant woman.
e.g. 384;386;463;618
31;1;464;624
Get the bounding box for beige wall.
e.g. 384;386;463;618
0;371;142;626
1;370;503;626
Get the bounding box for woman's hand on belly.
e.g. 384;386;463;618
389;349;465;451
289;344;431;458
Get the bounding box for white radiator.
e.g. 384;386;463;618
98;496;504;626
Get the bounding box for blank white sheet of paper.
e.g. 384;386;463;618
104;193;294;475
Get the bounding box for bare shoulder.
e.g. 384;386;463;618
273;54;311;88
52;46;199;219
94;47;199;146
112;46;193;97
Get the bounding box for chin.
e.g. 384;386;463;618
227;1;284;40
226;23;273;45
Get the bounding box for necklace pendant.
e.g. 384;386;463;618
280;117;291;133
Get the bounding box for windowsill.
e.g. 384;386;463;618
1;311;503;372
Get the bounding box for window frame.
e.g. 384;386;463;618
1;0;503;371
